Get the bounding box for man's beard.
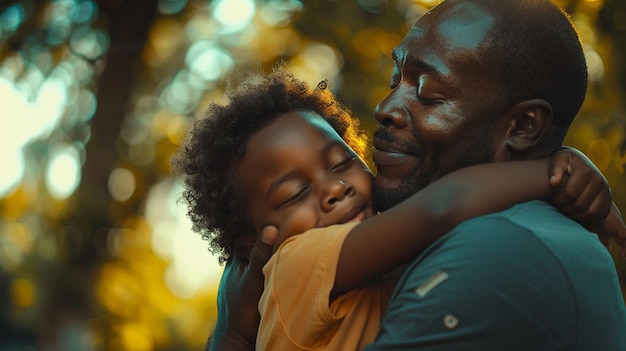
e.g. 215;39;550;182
372;138;494;213
372;165;435;212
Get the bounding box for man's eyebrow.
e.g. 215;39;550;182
391;48;400;63
392;49;442;76
407;55;440;74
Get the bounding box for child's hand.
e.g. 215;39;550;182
548;147;626;258
548;147;611;225
210;227;275;351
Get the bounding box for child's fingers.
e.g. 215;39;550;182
250;226;275;270
568;181;611;224
549;165;566;187
260;225;279;245
550;154;610;223
550;171;585;212
225;229;275;345
548;150;573;187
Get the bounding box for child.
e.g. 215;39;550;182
172;67;616;350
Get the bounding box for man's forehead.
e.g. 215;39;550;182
389;2;496;81
410;1;495;50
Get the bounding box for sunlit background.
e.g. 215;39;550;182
0;0;624;350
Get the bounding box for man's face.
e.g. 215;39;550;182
372;1;512;211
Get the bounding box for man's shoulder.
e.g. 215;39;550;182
375;218;626;351
385;202;626;351
446;201;593;246
407;199;618;306
417;204;559;269
431;201;613;277
455;200;571;230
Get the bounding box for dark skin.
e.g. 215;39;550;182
237;111;596;307
207;230;273;351
209;154;626;351
207;1;626;349
370;0;623;231
371;3;560;211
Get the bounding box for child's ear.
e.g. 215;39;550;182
502;99;553;154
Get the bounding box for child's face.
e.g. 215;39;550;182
236;110;375;249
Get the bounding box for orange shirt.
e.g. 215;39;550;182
257;223;396;350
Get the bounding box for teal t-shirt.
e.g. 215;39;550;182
365;201;626;351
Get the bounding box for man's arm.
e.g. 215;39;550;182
206;228;275;351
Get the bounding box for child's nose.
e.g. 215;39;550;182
323;179;355;210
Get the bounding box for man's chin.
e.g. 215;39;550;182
372;178;414;212
373;168;435;212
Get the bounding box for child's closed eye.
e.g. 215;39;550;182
330;156;355;172
279;186;311;208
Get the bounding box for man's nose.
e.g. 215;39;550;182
375;87;409;129
322;179;355;211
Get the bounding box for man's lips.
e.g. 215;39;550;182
372;139;416;167
372;149;416;167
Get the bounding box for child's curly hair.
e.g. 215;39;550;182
172;66;369;264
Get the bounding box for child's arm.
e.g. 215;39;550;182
332;149;611;298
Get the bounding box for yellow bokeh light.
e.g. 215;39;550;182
11;278;35;307
615;148;626;174
108;167;136;202
586;138;611;171
167;114;189;146
0;186;33;219
109;221;152;260
353;27;386;59
567;122;598;148
583;0;604;10
376;32;403;59
252;27;301;61
145;19;184;67
97;263;142;318
116;322;153;351
288;42;343;86
585;47;605;82
419;0;442;6
5;222;33;253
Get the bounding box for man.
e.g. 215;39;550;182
208;0;626;349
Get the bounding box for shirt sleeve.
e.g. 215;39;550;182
259;223;359;348
364;216;577;351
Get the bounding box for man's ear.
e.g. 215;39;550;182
503;99;553;153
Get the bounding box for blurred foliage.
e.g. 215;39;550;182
0;0;624;350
